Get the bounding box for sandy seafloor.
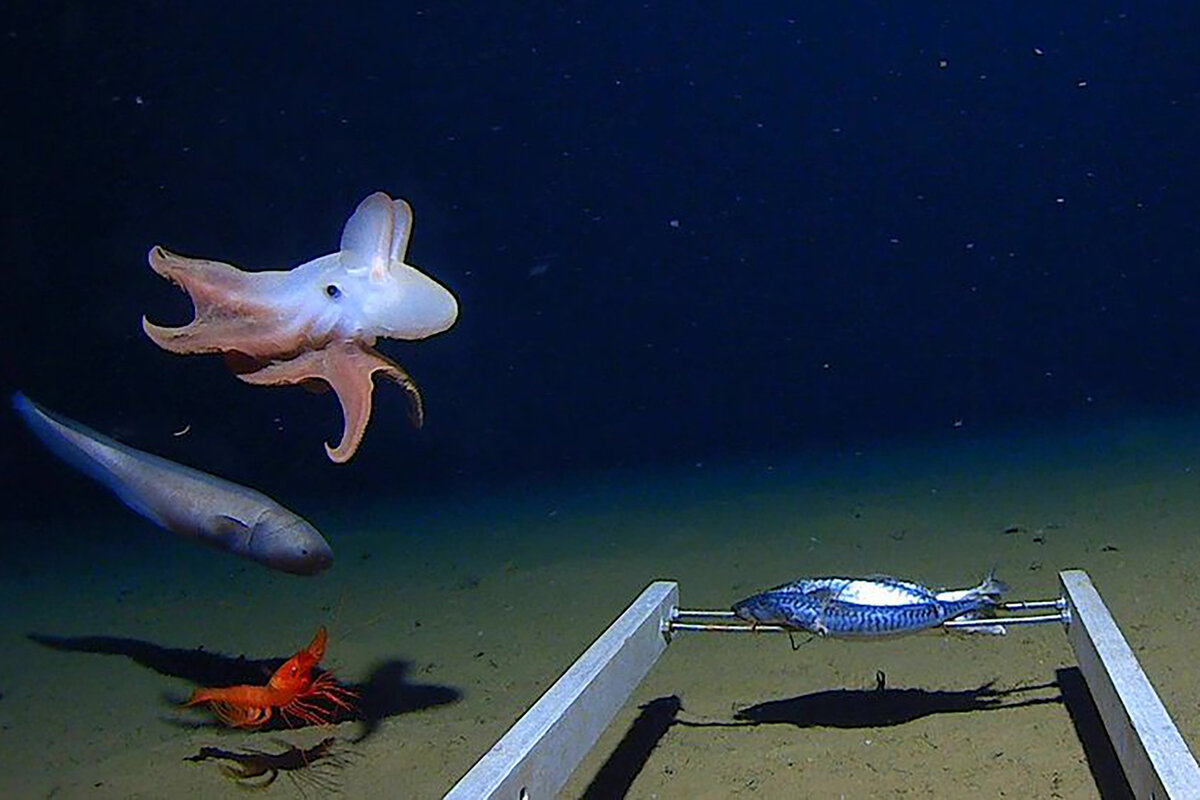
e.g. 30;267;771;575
5;414;1200;799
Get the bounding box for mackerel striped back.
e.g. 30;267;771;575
732;572;1005;638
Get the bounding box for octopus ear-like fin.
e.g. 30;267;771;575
237;342;424;463
389;197;414;265
339;193;395;282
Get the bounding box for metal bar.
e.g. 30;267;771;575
669;622;790;633
671;597;1066;636
1060;569;1200;799
670;613;1062;635
445;581;678;800
1000;599;1064;611
673;597;1064;621
943;613;1063;629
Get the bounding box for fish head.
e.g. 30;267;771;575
247;510;334;576
732;593;785;625
323;192;459;341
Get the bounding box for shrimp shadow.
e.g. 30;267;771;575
723;678;1061;729
342;660;462;743
27;632;461;740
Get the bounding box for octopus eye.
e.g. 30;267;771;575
325;284;341;299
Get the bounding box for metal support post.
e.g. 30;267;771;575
1060;569;1200;799
446;581;678;800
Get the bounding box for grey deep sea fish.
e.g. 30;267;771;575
13;393;333;575
733;572;1007;638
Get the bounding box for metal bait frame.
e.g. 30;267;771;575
447;570;1200;800
667;596;1067;636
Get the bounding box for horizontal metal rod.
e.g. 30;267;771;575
1000;599;1064;611
673;598;1064;624
669;612;1064;635
669;622;789;633
943;613;1064;628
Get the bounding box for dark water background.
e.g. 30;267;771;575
2;3;1197;517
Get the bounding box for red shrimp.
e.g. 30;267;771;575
183;627;357;728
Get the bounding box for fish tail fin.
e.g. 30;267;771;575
12;392;103;476
12;392;167;527
12;391;34;417
976;566;1008;600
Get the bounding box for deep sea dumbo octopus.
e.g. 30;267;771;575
142;192;459;462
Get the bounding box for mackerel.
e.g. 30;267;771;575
732;572;1007;638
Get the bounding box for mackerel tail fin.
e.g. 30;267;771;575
976;567;1008;600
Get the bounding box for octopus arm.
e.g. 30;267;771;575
238;342;424;462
